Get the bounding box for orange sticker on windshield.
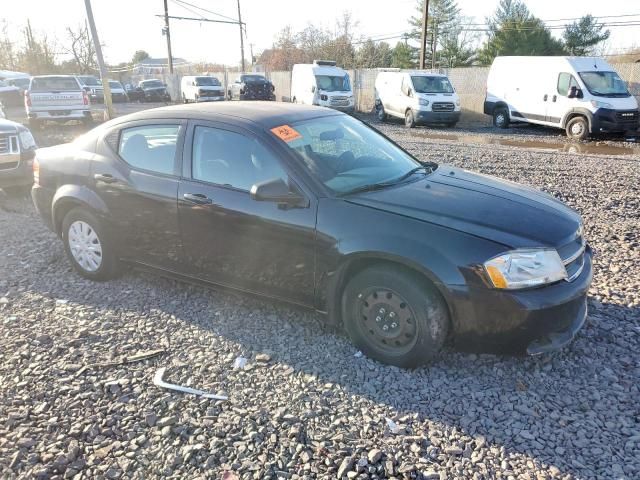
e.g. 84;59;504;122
271;125;302;142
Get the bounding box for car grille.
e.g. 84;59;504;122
0;134;19;155
557;229;586;282
201;90;224;97
615;110;639;125
432;102;455;112
330;96;350;106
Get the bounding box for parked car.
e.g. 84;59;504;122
26;75;92;128
375;70;461;128
108;80;128;103
31;103;591;367
0;79;22;107
137;79;171;102
484;56;639;140
0;118;37;192
76;75;104;104
181;75;225;103
124;83;143;102
5;77;31;95
228;74;275;101
291;61;354;112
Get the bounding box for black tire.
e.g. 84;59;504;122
61;207;121;281
183;94;188;104
565;116;589;141
493;107;509;128
404;109;416;128
342;265;449;368
377;105;387;122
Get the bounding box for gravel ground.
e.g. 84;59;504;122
0;118;639;480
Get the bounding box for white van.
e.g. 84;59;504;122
375;71;461;128
181;75;225;103
484;56;639;140
291;61;354;112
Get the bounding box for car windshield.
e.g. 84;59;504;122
315;75;351;92
31;77;80;91
78;76;100;86
108;81;122;89
141;80;163;88
195;76;220;86
411;76;454;94
277;115;433;195
578;71;630;97
242;75;267;83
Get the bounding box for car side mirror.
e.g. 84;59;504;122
568;86;583;99
250;178;307;207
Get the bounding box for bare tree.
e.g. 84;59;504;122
65;22;97;74
0;20;18;70
17;19;58;74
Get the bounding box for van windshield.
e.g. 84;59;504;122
578;71;630;97
195;76;221;86
411;76;454;94
315;75;351;92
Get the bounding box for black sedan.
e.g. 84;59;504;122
31;103;592;367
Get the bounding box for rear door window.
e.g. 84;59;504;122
30;77;80;91
118;125;180;175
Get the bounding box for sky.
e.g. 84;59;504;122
2;0;638;69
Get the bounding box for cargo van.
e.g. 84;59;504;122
484;56;639;140
291;61;354;112
181;75;225;103
375;71;461;128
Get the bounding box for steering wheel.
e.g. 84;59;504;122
335;150;356;174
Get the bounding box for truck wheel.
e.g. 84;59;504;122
62;207;121;281
493;107;509;128
404;109;416;128
183;94;188;104
377;105;388;122
566;116;589;141
342;265;449;368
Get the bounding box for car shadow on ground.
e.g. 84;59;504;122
13;228;637;480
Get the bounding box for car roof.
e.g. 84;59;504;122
117;102;341;130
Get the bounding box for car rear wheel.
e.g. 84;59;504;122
342;265;449;368
183;94;188;104
377;105;387;122
62;207;120;281
493;107;509;128
566;116;589;141
404;109;416;128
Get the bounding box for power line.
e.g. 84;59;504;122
171;0;238;23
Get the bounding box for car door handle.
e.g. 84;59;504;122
183;193;213;205
94;173;118;184
552;95;557;102
543;94;548;101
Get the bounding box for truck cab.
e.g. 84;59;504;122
484;56;639;140
291;61;354;113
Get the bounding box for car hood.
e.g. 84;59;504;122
346;165;581;248
143;86;166;92
0;118;21;133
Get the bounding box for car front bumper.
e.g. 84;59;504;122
28;110;92;121
197;96;225;102
415;109;461;125
0;154;34;188
592;108;639;134
448;247;593;354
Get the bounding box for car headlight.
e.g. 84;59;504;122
484;248;567;290
18;129;36;149
418;98;430;107
590;100;612;109
456;99;461;106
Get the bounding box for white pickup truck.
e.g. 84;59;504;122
26;75;92;128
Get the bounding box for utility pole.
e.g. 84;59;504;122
237;0;245;72
83;0;114;119
419;0;430;69
163;0;174;73
249;43;254;65
431;20;437;70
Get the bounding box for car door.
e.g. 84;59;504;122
93;119;185;270
177;120;317;306
547;72;582;125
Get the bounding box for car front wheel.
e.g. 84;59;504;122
566;116;589;141
405;109;416;128
62;207;120;281
342;265;449;368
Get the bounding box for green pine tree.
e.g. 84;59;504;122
563;15;610;56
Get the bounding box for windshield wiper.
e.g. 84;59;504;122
339;164;434;197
